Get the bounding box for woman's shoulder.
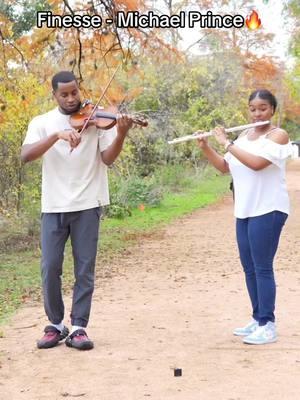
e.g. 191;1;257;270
266;127;289;145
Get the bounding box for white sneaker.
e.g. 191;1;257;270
233;319;258;336
243;321;277;345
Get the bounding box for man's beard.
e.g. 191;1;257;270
61;102;81;115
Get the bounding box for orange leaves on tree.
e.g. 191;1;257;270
243;56;280;89
116;0;146;11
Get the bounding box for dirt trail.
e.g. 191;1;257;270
1;161;300;400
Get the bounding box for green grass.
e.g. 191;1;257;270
101;173;230;247
0;171;230;325
0;252;41;318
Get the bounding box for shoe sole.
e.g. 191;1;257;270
243;338;277;345
233;331;253;336
65;339;94;350
37;340;60;349
37;336;68;349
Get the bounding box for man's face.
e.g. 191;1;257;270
53;80;81;114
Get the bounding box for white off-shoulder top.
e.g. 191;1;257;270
224;133;293;219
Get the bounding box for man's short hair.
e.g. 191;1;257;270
52;71;78;91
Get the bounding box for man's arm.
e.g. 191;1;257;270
21;130;81;163
21;134;59;163
101;116;133;166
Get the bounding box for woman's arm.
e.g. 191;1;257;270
225;146;271;171
213;127;289;171
197;137;230;174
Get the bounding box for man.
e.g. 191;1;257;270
21;71;133;350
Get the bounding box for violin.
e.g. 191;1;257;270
69;100;148;132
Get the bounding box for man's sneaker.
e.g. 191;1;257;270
233;319;258;336
65;329;94;350
243;321;277;345
37;325;69;349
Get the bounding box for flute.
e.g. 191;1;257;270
168;121;270;145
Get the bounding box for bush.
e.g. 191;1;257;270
106;174;163;218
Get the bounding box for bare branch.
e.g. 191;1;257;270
184;32;212;53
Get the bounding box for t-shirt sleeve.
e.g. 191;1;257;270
98;126;117;152
256;138;293;167
23;116;45;145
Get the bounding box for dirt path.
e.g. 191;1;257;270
1;161;300;400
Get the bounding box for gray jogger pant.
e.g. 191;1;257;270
40;207;101;327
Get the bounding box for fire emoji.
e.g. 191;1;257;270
246;10;261;30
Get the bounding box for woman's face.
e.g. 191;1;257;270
248;96;274;123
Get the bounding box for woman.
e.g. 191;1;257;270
197;89;292;345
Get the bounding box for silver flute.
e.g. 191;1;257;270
168;121;270;145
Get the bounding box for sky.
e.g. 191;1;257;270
178;0;291;60
250;0;290;59
66;0;292;61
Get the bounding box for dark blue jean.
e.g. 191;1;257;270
236;211;288;325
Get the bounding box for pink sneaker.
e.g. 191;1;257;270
65;329;94;350
37;325;69;349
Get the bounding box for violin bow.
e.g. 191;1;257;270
78;62;122;136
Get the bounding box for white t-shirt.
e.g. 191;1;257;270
224;133;293;219
23;107;117;213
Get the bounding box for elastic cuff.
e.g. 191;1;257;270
259;318;275;326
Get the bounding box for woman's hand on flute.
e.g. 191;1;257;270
196;131;209;149
213;126;228;146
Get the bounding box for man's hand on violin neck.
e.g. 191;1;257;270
117;114;133;138
58;129;81;148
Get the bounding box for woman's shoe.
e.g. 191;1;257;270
243;321;277;345
233;319;258;336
